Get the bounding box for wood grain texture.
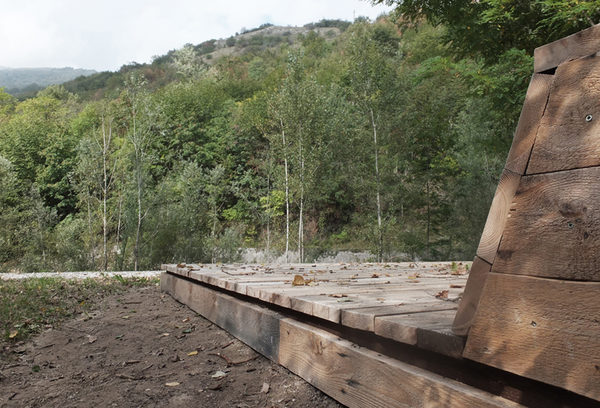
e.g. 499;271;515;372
504;73;553;174
452;257;492;336
528;55;600;174
463;273;600;401
160;272;281;361
476;169;521;264
374;310;464;357
492;167;600;281
341;302;457;332
534;23;600;73
279;318;521;408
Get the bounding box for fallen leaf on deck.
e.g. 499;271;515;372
371;273;380;278
292;275;305;286
211;370;228;379
187;351;198;356
450;284;463;288
165;382;180;387
328;294;348;298
436;290;449;299
261;382;270;393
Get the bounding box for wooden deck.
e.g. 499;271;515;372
161;262;599;407
162;262;468;358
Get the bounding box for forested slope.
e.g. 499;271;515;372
1;4;598;272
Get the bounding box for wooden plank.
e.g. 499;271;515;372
492;167;600;281
534;23;600;73
528;55;600;174
504;73;553;174
374;309;463;358
476;169;521;264
279;318;521;408
464;273;600;401
452;257;492;336
160;272;281;361
341;302;457;332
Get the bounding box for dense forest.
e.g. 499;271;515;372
1;1;599;272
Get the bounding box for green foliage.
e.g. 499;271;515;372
0;13;581;268
377;0;600;61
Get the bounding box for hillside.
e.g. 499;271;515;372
62;21;346;100
0;67;96;97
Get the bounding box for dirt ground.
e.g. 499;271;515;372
0;285;342;408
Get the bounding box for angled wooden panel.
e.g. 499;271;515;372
492;167;600;281
528;55;600;174
452;257;492;336
279;318;520;408
504;73;553;174
463;273;600;401
534;23;600;73
476;169;521;264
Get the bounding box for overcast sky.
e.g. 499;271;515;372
0;0;392;72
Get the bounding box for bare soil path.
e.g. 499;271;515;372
0;285;342;408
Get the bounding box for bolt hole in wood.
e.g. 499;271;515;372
586;114;593;122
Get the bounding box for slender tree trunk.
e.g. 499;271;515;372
426;179;431;259
370;109;383;262
101;117;111;272
281;119;290;263
298;131;304;263
86;198;95;268
211;205;217;263
266;151;271;261
131;107;145;272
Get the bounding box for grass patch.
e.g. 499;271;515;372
0;276;158;347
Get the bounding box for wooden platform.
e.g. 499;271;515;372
160;264;524;408
163;262;468;358
160;263;599;407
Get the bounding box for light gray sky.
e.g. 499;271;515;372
0;0;392;72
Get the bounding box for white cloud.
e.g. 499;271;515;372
0;0;392;71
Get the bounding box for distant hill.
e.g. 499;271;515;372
63;20;348;100
0;67;97;97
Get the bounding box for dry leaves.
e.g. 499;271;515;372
435;290;449;299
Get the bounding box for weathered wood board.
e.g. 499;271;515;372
504;73;553;175
374;309;464;358
452;257;492;336
534;23;600;73
528;55;600;174
476;169;521;264
160;272;281;361
492;167;600;281
463;273;600;401
162;272;523;408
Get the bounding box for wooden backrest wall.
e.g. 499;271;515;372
452;24;600;401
